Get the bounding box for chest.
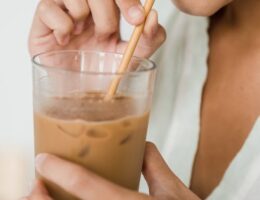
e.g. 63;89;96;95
190;31;260;198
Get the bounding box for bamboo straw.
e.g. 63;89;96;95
105;0;155;100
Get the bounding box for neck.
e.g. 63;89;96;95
224;0;260;32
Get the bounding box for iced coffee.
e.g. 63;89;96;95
32;51;156;200
34;92;149;199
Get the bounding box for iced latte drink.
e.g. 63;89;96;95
32;51;156;200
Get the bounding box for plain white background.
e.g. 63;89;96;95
0;0;173;199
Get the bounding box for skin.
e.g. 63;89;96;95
21;143;200;200
190;0;260;198
25;0;260;199
28;0;166;57
172;0;233;16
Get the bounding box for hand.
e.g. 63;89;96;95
21;143;200;200
29;0;166;58
20;181;52;200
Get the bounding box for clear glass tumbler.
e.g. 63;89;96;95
32;50;156;200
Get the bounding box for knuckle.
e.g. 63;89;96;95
38;0;53;14
73;8;89;21
59;20;74;34
64;0;89;21
95;22;118;38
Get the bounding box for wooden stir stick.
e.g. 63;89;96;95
105;0;155;100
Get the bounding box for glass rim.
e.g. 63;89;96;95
32;50;156;76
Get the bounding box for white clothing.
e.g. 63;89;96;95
142;7;260;200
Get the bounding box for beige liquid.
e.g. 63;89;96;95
34;93;149;200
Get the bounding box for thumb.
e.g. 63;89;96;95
142;142;185;196
30;180;49;196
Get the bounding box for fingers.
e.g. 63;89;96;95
31;0;90;46
20;180;52;200
88;0;120;39
32;0;74;45
115;0;145;25
142;142;179;195
143;10;160;39
62;0;90;35
140;9;166;47
30;180;49;196
62;0;89;21
138;10;166;57
116;10;166;58
143;143;201;199
35;153;147;200
143;142;195;199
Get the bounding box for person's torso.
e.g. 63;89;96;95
190;11;260;199
146;7;260;200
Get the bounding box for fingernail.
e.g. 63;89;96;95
74;21;85;35
128;5;144;22
35;154;48;173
